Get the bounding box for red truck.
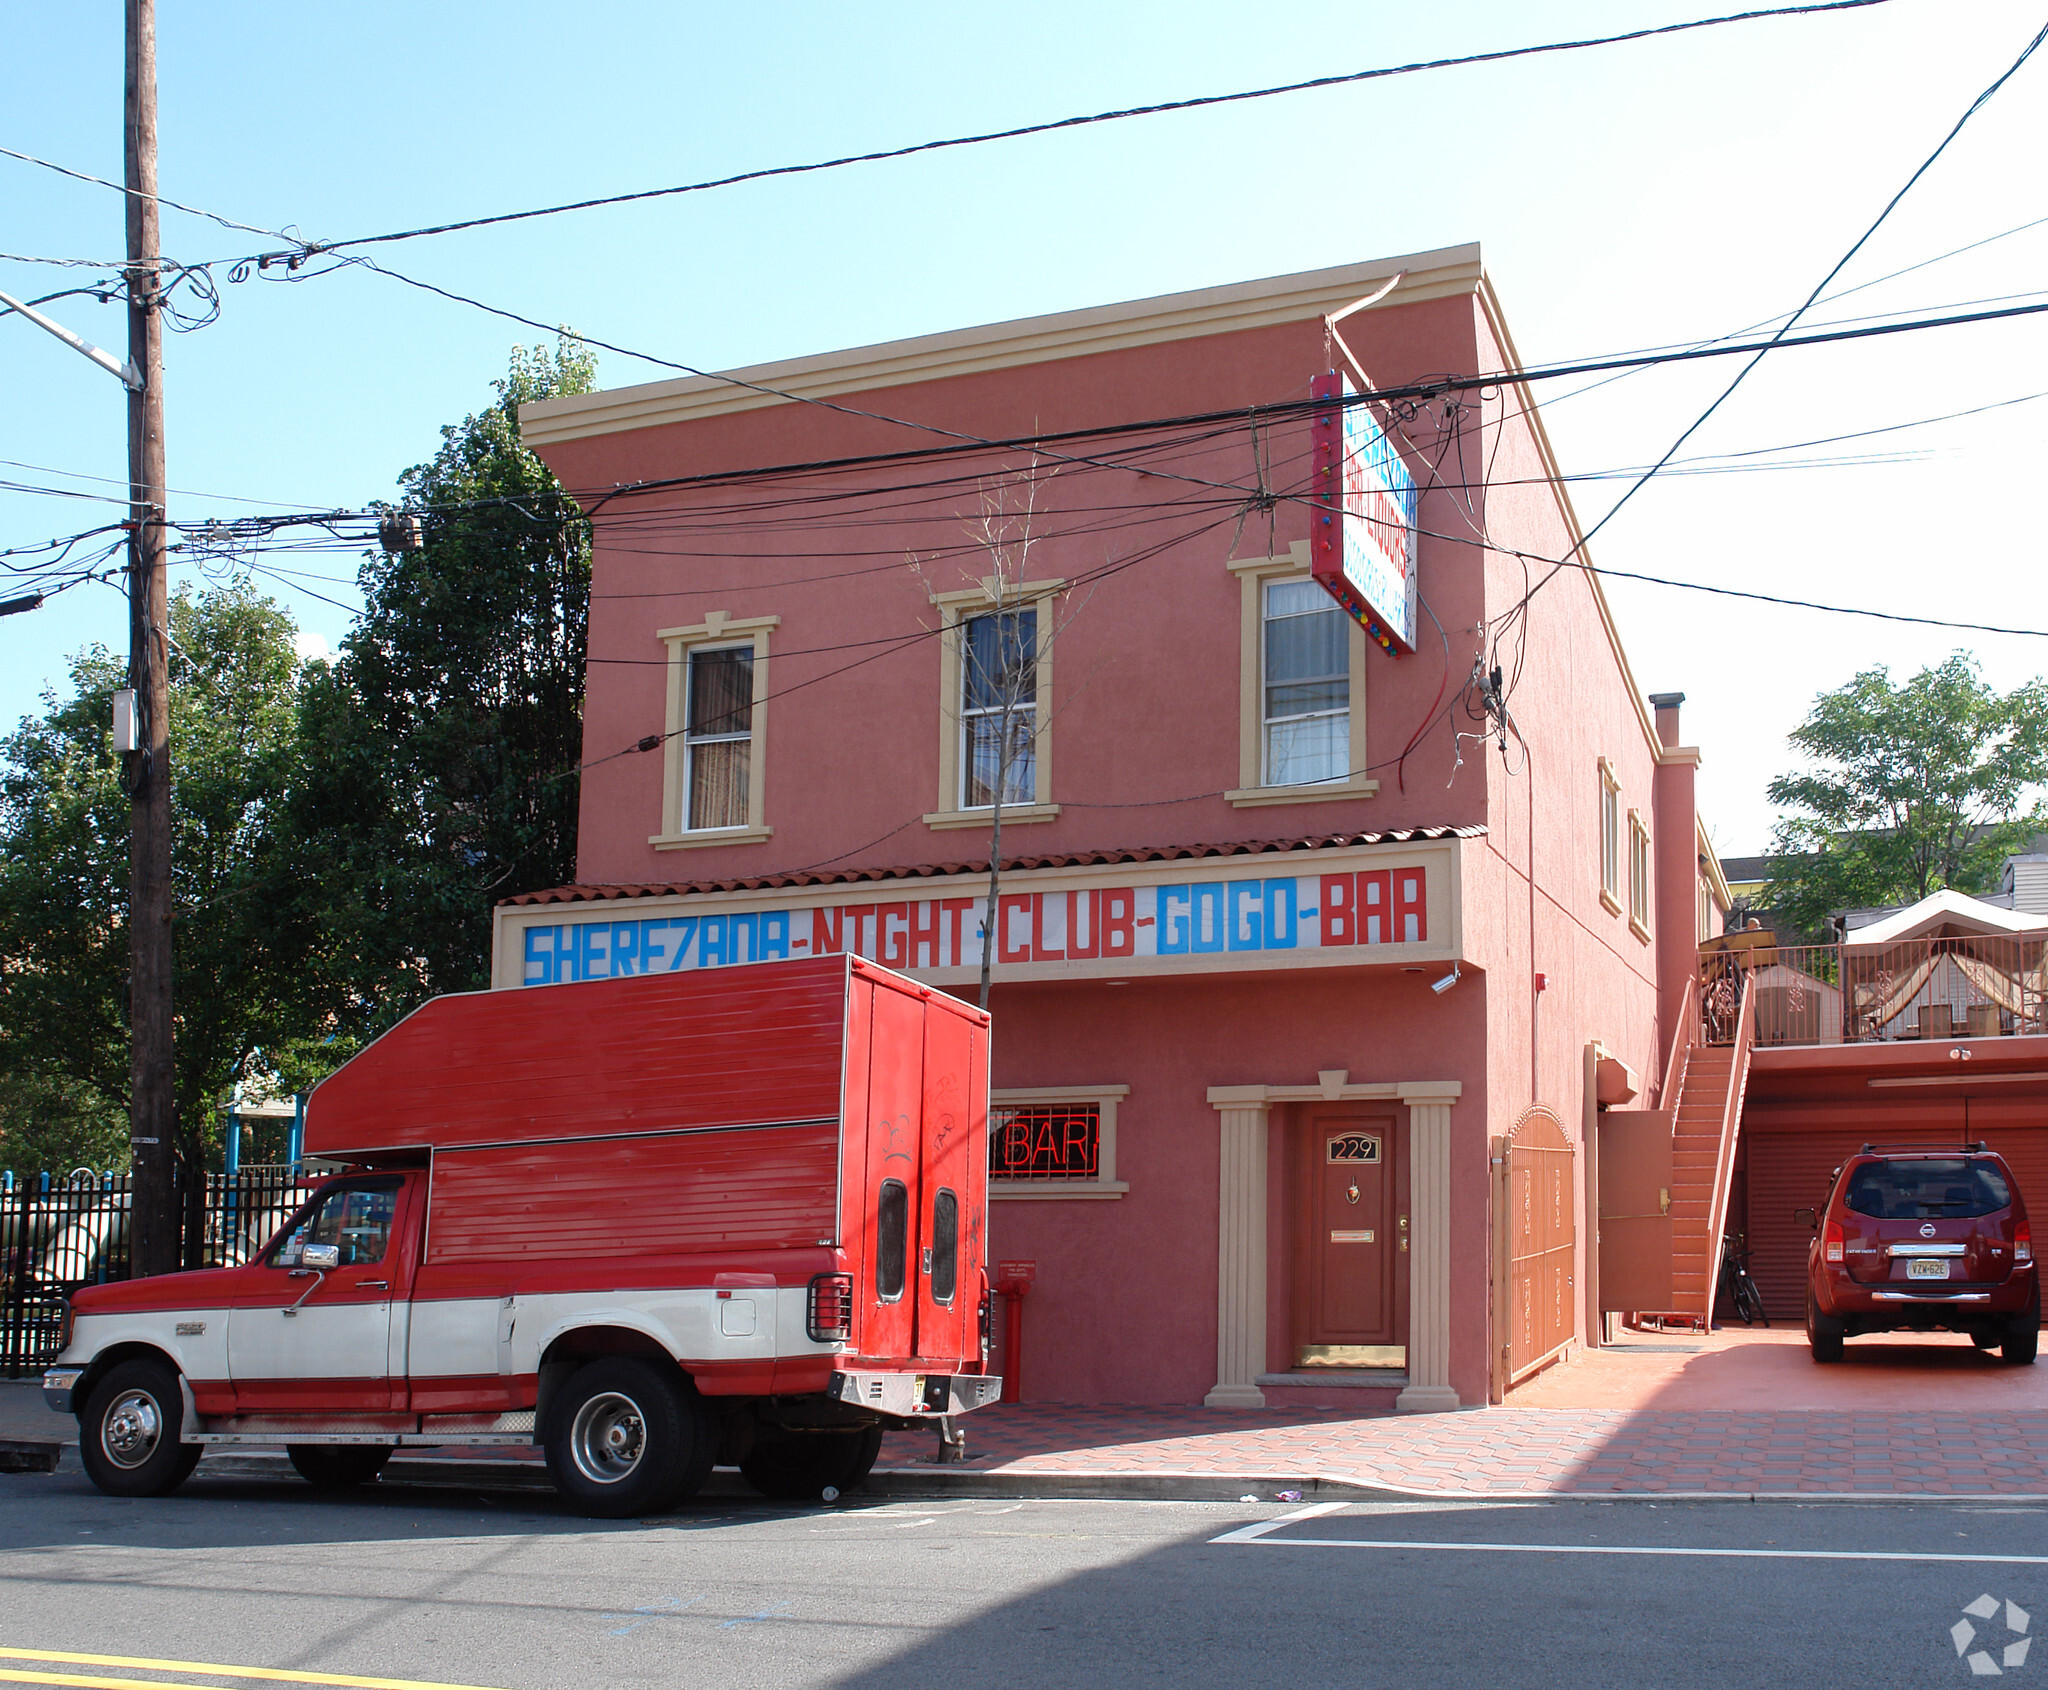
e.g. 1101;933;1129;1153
43;953;999;1515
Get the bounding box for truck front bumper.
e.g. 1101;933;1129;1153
829;1370;1001;1418
42;1368;83;1414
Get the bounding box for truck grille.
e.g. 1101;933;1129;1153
807;1272;854;1343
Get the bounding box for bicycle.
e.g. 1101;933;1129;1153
1719;1230;1769;1327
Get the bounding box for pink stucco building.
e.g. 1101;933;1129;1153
496;243;1729;1411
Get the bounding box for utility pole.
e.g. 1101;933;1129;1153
125;0;177;1276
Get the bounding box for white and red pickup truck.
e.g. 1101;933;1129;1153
44;953;999;1515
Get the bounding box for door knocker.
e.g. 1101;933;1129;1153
1345;1184;1360;1205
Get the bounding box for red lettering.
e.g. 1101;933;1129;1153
812;907;845;955
1395;869;1427;943
999;893;1032;964
1065;890;1100;959
940;898;975;968
1321;874;1356;946
1032;893;1064;961
1357;870;1391;945
878;902;910;967
1102;887;1135;957
911;900;942;968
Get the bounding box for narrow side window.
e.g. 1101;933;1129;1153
876;1179;908;1302
930;1188;959;1304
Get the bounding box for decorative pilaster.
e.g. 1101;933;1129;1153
1205;1088;1270;1407
1397;1085;1460;1412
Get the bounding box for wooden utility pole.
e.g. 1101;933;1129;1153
125;0;177;1276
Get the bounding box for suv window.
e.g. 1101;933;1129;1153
1842;1158;2011;1220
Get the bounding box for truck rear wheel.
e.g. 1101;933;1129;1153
740;1425;885;1502
288;1445;394;1490
544;1357;712;1518
78;1358;203;1498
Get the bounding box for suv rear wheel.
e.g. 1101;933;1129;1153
1806;1290;1845;1364
2006;1285;2041;1366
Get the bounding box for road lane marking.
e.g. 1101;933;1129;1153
1209;1502;1351;1544
1210;1537;2048;1564
0;1657;518;1690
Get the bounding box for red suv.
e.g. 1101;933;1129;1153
1801;1143;2037;1364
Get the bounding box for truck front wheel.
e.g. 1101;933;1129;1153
544;1357;712;1518
288;1445;394;1489
78;1359;203;1498
740;1425;885;1502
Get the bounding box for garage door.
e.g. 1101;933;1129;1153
1745;1128;2048;1322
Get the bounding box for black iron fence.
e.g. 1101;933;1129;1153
0;1166;316;1377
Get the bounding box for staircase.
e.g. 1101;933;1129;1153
1665;974;1757;1327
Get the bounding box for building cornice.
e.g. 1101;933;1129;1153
519;245;1484;448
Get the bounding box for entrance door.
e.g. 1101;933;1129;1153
226;1175;411;1414
1292;1113;1406;1367
1503;1108;1576;1382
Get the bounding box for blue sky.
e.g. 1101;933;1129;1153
3;0;2045;855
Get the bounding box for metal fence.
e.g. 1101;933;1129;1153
1702;933;2048;1049
0;1165;316;1377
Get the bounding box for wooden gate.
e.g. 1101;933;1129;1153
1501;1105;1576;1386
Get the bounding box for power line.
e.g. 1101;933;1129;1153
246;1;1894;261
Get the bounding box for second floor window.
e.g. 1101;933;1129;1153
686;646;753;830
1263;578;1349;785
1630;811;1652;932
962;608;1036;807
1600;760;1620;907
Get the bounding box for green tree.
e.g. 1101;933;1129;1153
1765;654;2048;936
291;337;595;1036
0;586;326;1203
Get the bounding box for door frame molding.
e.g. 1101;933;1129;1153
1206;1073;1461;1411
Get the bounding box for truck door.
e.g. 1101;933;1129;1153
914;1001;983;1368
226;1174;414;1414
859;984;924;1363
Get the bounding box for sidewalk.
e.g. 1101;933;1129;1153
11;1327;2048;1500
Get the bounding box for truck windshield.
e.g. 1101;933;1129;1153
1843;1159;2012;1220
273;1178;403;1267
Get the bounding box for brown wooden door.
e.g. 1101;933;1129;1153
1292;1114;1406;1367
1504;1108;1576;1381
1597;1110;1674;1312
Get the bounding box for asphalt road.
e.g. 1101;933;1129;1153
3;1462;2046;1688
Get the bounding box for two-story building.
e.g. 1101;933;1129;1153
494;244;1729;1410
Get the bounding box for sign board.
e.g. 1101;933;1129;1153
996;1259;1037;1290
1309;370;1419;655
505;859;1435;989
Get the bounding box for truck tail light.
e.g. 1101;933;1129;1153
807;1273;854;1343
2018;1222;2032;1266
1823;1218;1845;1265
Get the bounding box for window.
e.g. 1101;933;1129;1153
929;1188;959;1303
1262;578;1350;785
961;608;1036;807
988;1085;1129;1200
927;579;1063;829
1628;810;1651;939
270;1178;402;1269
875;1178;908;1301
1599;758;1621;913
1227;544;1375;806
1843;1158;2011;1220
685;646;752;829
652;611;777;850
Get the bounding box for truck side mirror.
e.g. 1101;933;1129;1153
300;1243;341;1270
1792;1207;1817;1231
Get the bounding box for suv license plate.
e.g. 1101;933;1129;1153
1907;1258;1950;1280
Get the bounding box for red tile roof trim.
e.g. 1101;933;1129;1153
501;824;1488;907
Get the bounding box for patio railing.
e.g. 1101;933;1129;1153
1700;933;2048;1049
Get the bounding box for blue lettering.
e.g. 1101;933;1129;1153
1263;879;1299;949
578;923;609;981
729;912;758;964
1157;886;1190;954
700;915;728;968
523;925;559;985
667;916;699;969
1190;883;1226;954
760;909;790;959
1228;881;1262;951
610;921;642;976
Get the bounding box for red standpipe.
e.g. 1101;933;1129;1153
994;1264;1034;1403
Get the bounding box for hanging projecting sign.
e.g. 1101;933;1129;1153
1309;371;1419;655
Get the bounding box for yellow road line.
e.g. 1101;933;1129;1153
0;1657;517;1690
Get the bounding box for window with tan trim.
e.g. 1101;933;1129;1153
1227;541;1376;807
988;1085;1129;1200
1598;757;1621;914
926;577;1063;830
1629;809;1652;939
651;611;777;850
